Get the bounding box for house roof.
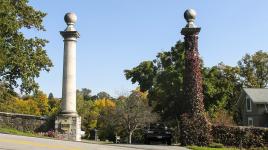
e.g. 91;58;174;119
244;88;268;104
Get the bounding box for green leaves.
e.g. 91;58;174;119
238;50;268;88
124;61;156;92
0;1;52;94
203;64;242;116
124;41;185;122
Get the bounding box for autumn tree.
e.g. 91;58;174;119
0;0;52;93
0;88;58;116
76;89;116;140
0;94;41;116
32;91;49;116
7;98;41;116
94;98;116;140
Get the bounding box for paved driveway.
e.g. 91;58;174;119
0;133;188;150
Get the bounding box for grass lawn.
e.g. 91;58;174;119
188;146;239;150
0;127;44;138
0;127;113;144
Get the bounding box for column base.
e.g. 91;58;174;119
55;113;81;141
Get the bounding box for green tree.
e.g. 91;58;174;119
48;92;54;100
125;41;185;122
94;98;116;141
0;83;17;103
124;41;243;127
0;0;52;94
203;63;242;124
125;61;156;92
125;42;187;143
47;93;60;116
77;89;98;138
238;50;268;88
80;88;92;101
203;63;242;112
96;91;112;99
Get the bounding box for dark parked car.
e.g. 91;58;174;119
144;123;172;145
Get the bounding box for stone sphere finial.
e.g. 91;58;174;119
64;12;77;25
184;9;197;28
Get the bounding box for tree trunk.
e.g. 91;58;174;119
129;131;133;144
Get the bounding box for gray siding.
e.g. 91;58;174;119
239;92;268;127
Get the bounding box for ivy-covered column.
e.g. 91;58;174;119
181;9;205;116
180;9;211;146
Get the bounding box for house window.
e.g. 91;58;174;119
265;104;268;113
248;117;253;126
246;96;252;112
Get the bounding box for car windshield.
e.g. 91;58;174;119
149;123;166;130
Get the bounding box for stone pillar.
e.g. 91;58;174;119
181;9;204;115
180;9;211;146
55;12;81;141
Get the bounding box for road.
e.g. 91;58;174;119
0;133;188;150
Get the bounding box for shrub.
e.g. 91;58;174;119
46;130;55;137
180;113;212;146
38;130;55;138
209;108;236;126
212;125;268;148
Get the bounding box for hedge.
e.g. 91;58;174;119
180;113;212;146
212;125;268;148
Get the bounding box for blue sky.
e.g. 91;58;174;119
25;0;268;98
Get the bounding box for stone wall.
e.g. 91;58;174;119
0;112;49;132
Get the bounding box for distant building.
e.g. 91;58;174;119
237;88;268;127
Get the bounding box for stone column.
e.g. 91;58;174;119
55;12;81;141
180;9;211;146
61;12;79;115
181;9;205;115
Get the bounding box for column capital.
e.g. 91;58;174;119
181;27;201;36
181;9;201;35
60;31;80;39
60;12;80;39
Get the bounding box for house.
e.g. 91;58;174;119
237;88;268;127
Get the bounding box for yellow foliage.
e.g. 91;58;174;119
0;90;51;116
78;98;116;132
34;91;49;116
6;98;41;116
132;88;149;103
93;99;116;129
94;98;116;109
87;119;97;130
